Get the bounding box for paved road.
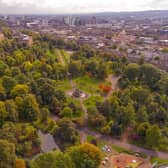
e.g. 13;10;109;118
79;128;168;160
38;130;59;153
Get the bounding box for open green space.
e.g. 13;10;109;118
55;80;72;91
73;76;105;95
150;156;168;166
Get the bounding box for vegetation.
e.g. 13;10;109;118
31;143;102;168
0;27;167;167
150;156;168;166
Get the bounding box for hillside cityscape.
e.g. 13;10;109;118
0;5;168;168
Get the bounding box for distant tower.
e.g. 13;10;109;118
63;16;76;26
42;19;48;27
91;16;97;24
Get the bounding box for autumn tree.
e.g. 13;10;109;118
14;159;26;168
68;143;102;168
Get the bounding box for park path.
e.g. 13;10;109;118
79;128;168;160
67;75;168;160
38;130;59;153
55;49;65;66
106;75;120;97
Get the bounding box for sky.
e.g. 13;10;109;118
0;0;168;14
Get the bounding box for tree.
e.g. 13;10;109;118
130;87;150;105
137;122;150;143
52;118;79;149
96;62;108;80
157;75;168;95
52;63;67;80
88;113;106;129
68;61;82;77
10;67;21;77
0;85;6;100
5;99;18;122
40;107;49;122
10;84;29;97
60;107;73;118
14;159;26;168
6;56;16;67
13;50;25;65
0;60;8;76
146;125;161;149
31;151;74;168
140;64;161;89
37;82;55;105
0;101;7;120
20;94;40;122
68;143;102;168
2;76;16;94
2;28;12;38
136;106;148;123
23;61;33;72
124;63;140;81
0;140;16;168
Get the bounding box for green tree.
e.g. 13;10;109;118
146;125;161;149
124;63;140;81
137;122;150;143
0;85;6;100
40;107;49;122
0;61;8;76
136;106;148;123
52;118;79;149
0;140;16;168
157;75;168;95
5;99;18;122
68;143;102;168
23;61;33;72
69;61;82;77
60;107;73;118
10;84;29;97
140;64;161;89
130;87;150;105
0;101;7;120
2;76;16;94
88;113;106;129
20;94;40;122
31;151;74;168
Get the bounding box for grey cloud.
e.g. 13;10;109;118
0;0;168;14
0;0;52;14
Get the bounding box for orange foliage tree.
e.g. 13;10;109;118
14;159;26;168
99;84;112;93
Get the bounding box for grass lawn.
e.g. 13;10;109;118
111;144;147;158
84;95;103;108
55;49;65;66
60;49;71;64
73;76;105;95
86;135;95;143
66;97;84;118
55;49;71;66
111;144;134;154
55;80;72;91
150;156;168;166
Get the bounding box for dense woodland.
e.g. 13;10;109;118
0;27;167;168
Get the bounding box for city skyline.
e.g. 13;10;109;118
0;0;168;14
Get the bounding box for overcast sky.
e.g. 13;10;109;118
0;0;168;14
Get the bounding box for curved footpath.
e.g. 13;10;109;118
79;128;168;160
68;75;168;160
